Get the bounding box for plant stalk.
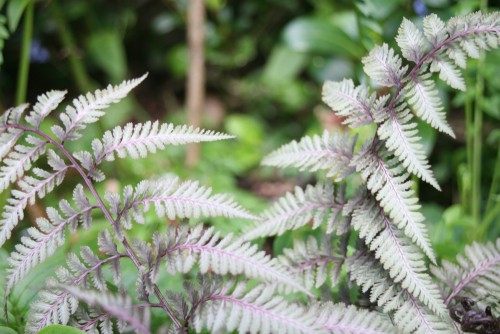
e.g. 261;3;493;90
15;0;34;105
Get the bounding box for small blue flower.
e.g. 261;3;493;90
30;39;50;63
413;0;429;17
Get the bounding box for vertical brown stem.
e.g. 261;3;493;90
185;0;205;168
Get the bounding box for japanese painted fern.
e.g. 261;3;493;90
0;11;499;334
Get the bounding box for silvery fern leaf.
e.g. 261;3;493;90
159;224;311;296
0;104;29;159
92;121;234;164
52;73;147;142
423;14;448;47
193;281;396;334
193;282;321;333
70;306;114;334
348;252;455;334
242;182;347;241
26;250;123;333
74;151;105;182
378;102;440;190
396;18;428;63
0;137;47;193
362;43;408;87
278;235;343;289
113;176;258;226
351;145;435;263
430;238;500;310
0;166;69;247
63;286;151;334
25;90;67;128
5;187;95;297
350;195;446;316
322;79;376;127
404;71;455;137
261;130;356;181
429;56;466;91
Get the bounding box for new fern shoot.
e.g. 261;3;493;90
0;11;499;334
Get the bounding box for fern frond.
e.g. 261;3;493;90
423;14;447;47
317;303;397;334
193;281;397;334
25;90;67;128
93;121;234;164
74;151;105;182
351;195;446;315
322;79;376;127
431;238;500;309
26;250;123;333
279;235;343;289
52;74;147;142
70;306;114;334
193;282;320;333
243;182;347;241
116;176;258;225
63;286;151;334
429;56;466;91
160;224;311;295
404;72;455;137
348;252;455;334
0;138;47;193
378;102;440;190
5;186;95;296
362;43;408;87
396;18;427;63
261;130;356;180
0;104;30;159
351;146;435;262
0;167;69;247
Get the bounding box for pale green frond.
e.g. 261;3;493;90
0;138;47;193
193;282;321;334
278;235;343;289
322;79;376;127
25;90;67;128
53;73;147;142
351;146;435;262
362;43;408;87
123;176;258;223
63;286;151;334
351;196;447;315
431;238;500;310
0;167;68;247
93;121;234;164
429;56;466;91
160;224;312;296
317;303;397;334
242;182;347;241
0;104;30;159
348;252;456;334
26;250;122;333
396;18;428;63
404;72;455;138
261;130;356;181
378;103;440;189
423;14;448;47
5;199;95;297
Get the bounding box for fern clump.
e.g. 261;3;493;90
0;10;499;334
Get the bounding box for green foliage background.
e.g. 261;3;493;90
0;0;499;331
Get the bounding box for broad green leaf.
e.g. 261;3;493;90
262;45;307;83
86;30;127;81
0;326;17;334
6;0;31;32
38;325;86;334
283;17;363;59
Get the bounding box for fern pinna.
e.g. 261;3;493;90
0;11;499;334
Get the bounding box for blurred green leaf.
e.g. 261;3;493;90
166;45;189;78
38;325;86;334
0;327;16;334
263;45;307;83
283;17;363;59
356;0;400;20
87;30;127;81
443;204;474;228
6;0;31;32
